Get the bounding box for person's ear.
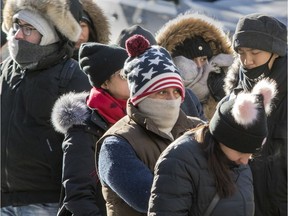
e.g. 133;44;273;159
101;81;109;90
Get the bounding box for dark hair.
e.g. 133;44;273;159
191;124;236;198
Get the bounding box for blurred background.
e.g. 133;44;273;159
96;0;287;43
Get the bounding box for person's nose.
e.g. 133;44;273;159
14;29;24;40
238;154;251;165
194;58;203;68
243;54;254;67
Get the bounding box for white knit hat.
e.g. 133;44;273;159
13;9;59;46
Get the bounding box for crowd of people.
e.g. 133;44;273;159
0;0;287;216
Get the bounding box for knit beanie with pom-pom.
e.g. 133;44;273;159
123;34;185;105
209;78;277;153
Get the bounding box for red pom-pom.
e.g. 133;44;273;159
125;34;150;57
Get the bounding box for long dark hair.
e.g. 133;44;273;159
191;124;236;198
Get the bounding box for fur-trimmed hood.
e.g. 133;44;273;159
82;0;110;44
51;92;90;134
2;0;81;42
155;12;233;56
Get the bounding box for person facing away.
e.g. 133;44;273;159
96;35;204;216
223;13;287;216
1;0;91;215
156;12;234;120
72;0;110;60
148;78;278;216
51;43;129;216
116;24;206;120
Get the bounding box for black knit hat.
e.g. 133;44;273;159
79;42;128;87
209;79;277;153
81;10;92;25
233;13;287;56
116;25;157;48
172;37;213;60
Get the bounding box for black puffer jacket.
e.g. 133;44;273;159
148;133;255;216
1;57;91;207
224;55;287;216
52;92;108;216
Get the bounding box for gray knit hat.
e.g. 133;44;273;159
233;13;287;56
116;25;157;48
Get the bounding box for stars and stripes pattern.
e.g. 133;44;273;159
124;45;185;105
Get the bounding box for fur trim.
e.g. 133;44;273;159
82;0;110;44
155;11;233;56
2;0;81;42
203;95;218;120
51;92;90;134
223;58;241;95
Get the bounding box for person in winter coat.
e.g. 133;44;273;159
0;0;91;215
223;13;287;216
148;78;277;216
96;35;204;216
156;12;234;120
116;24;206;120
51;43;129;216
72;0;110;60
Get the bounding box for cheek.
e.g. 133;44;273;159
31;35;42;45
83;28;90;41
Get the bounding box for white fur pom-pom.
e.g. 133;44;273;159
232;93;258;127
252;78;277;115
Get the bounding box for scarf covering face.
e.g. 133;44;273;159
86;87;127;124
8;30;59;70
138;97;181;137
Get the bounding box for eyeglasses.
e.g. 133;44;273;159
112;70;127;80
13;22;37;36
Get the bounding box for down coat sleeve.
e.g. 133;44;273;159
62;126;102;216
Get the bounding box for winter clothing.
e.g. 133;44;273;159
116;24;157;48
97;102;203;216
13;9;59;46
2;0;82;42
81;0;110;45
72;0;111;60
156;12;234;120
224;13;287;216
96;34;204;216
79;42;128;87
123;35;185;105
1;57;91;207
148;133;255;216
116;25;205;120
51;92;110;216
1;0;91;210
210;79;276;154
233;13;287;56
172;36;213;60
52;41;129;215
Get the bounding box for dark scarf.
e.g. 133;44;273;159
86;87;127;124
238;55;287;106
